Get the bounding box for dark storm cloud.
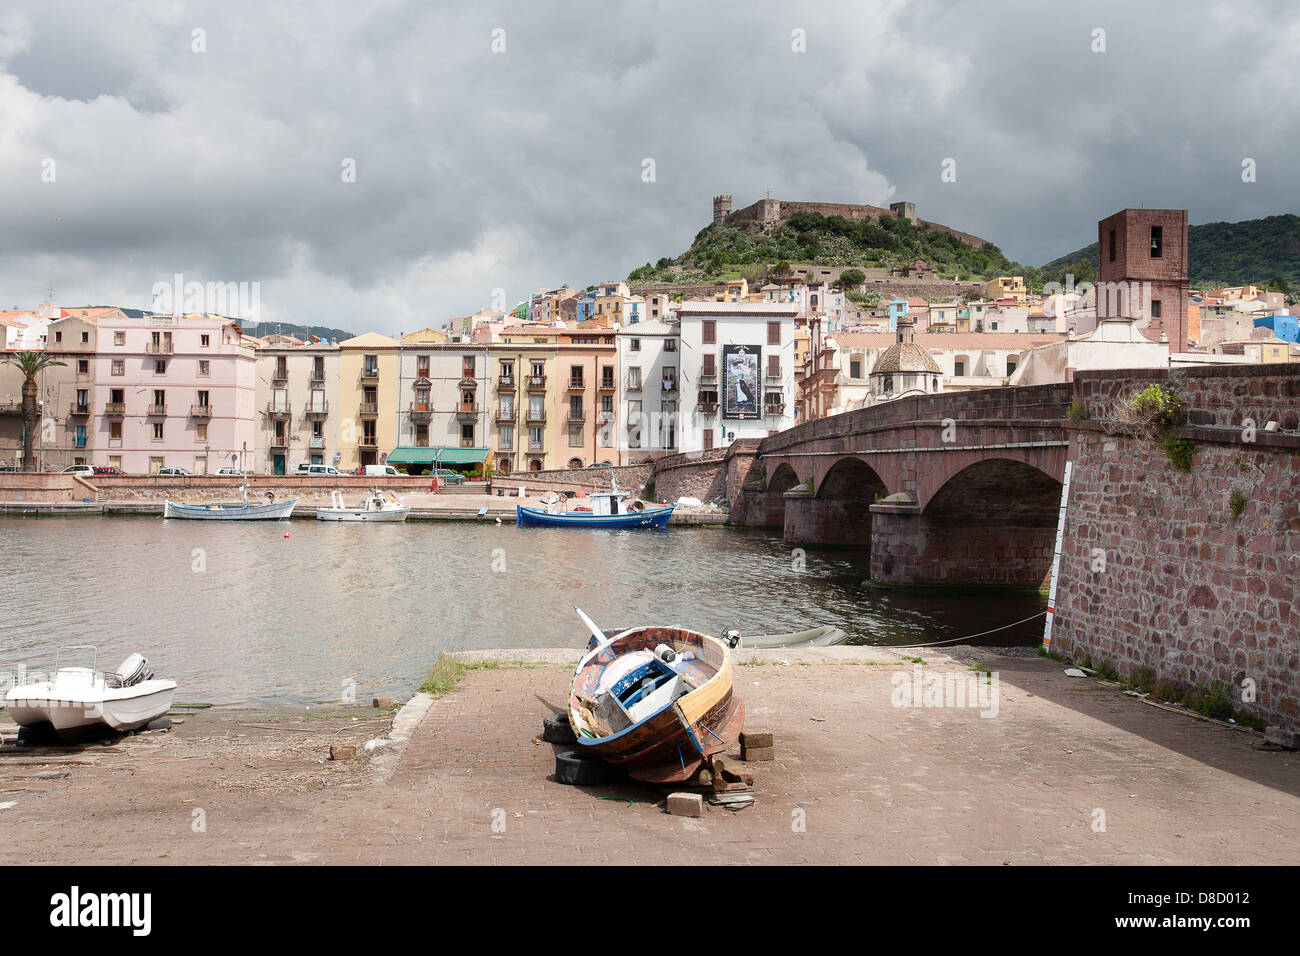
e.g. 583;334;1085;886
0;0;1294;330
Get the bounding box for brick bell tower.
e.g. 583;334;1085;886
1096;208;1189;352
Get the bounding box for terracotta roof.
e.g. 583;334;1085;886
873;342;941;374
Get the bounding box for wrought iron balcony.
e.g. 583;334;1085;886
68;402;90;416
526;410;546;423
304;401;329;419
358;402;378;417
190;404;212;418
498;374;516;388
359;435;378;448
147;404;167;416
567;378;586;391
566;409;587;423
146;342;173;355
359;368;380;383
697;401;718;414
271;366;289;383
526;374;547;390
104;402;126;416
409;401;432;423
267;403;292;418
270;432;289;448
455;401;478;422
598;378;617;392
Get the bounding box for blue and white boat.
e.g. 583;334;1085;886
517;485;674;529
164;475;298;520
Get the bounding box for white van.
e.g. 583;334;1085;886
296;463;341;476
364;464;403;477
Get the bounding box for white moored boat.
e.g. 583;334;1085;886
316;489;411;522
5;647;177;741
163;474;297;520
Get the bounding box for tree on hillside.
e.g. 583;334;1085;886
837;268;866;290
1268;274;1290;294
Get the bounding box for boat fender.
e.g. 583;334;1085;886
722;627;742;649
653;643;677;664
629;499;645;513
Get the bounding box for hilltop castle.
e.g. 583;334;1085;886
711;194;989;250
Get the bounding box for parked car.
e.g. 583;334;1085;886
364;464;404;477
92;466;125;476
62;464;94;476
430;468;465;485
158;467;191;476
295;463;341;476
214;468;244;476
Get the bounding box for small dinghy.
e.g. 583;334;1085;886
738;624;847;649
316;489;410;522
5;646;177;741
568;607;744;784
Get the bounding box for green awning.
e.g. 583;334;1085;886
386;446;490;466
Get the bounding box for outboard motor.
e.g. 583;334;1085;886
115;654;153;687
722;627;742;649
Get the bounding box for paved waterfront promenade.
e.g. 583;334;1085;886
2;647;1297;865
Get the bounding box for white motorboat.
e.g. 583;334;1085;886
5;646;177;741
316;488;411;522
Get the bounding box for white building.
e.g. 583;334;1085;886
676;302;798;452
615;319;679;462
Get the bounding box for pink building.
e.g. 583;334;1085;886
93;312;257;474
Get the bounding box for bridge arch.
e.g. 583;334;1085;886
781;456;888;546
910;457;1063;587
753;461;801;529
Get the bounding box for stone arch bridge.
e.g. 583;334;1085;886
732;383;1074;587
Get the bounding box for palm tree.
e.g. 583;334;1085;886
1;350;66;471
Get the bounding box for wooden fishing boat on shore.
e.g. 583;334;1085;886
740;624;847;649
517;480;673;529
568;607;744;784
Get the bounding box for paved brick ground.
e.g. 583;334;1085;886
2;648;1297;865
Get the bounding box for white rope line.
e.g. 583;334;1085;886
882;611;1048;649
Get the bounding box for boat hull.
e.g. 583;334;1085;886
6;680;177;741
741;624;847;649
315;507;410;522
164;498;298;520
517;505;674;528
570;626;742;783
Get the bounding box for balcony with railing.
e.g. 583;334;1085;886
271;365;289;383
567;377;586;391
147;403;167;416
661;378;678;394
68;402;90;417
566;408;586;424
190;404;212;418
304;400;329;419
309;369;326;386
145;342;173;355
764;401;785;416
498;373;516;388
358;402;378;417
359;435;378;448
460;436;477;448
526;374;547;391
359;367;380;383
528;440;545;453
697;401;718;414
270;432;289;448
409;401;432;423
496;407;517;424
455;401;478;422
598;377;617;392
104;402;126;416
267;402;292;418
525;409;546;424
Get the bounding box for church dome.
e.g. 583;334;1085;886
873;342;941;375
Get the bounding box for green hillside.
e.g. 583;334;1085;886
627;212;1026;287
1038;214;1300;293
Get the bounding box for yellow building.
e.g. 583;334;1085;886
401;327;448;345
338;332;401;471
985;276;1026;303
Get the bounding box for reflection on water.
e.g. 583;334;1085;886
0;517;1045;705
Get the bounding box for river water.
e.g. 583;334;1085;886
0;517;1046;706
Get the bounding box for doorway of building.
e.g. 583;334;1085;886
273;454;285;476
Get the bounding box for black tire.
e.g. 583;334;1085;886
542;713;577;744
554;749;614;786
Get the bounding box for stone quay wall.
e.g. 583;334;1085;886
650;440;760;505
1052;365;1300;733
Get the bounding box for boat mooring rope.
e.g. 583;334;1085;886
883;611;1049;649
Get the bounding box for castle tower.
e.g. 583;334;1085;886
889;201;917;224
713;195;733;225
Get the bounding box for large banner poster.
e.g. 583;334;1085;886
722;344;760;420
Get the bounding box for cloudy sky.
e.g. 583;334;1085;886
1;0;1295;333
